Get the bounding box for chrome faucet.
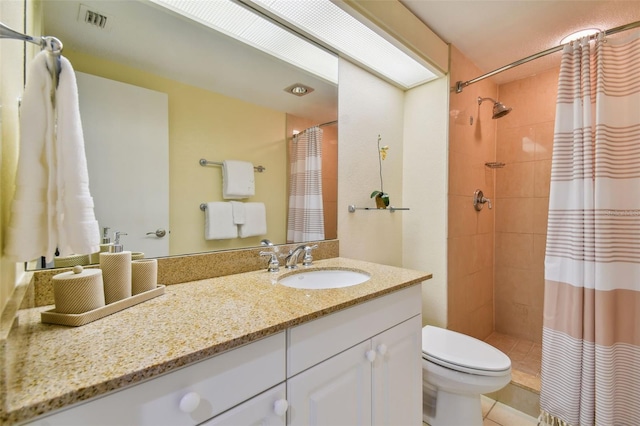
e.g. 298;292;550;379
284;244;318;269
284;245;307;269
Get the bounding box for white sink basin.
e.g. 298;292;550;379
278;269;371;290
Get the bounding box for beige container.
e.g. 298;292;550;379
131;252;145;261
90;243;113;265
54;254;91;268
100;251;132;304
53;266;105;314
132;259;158;295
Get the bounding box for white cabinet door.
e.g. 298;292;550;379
371;315;422;426
204;384;287;426
288;340;373;426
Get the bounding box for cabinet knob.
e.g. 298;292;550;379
179;391;201;413
377;344;388;356
365;349;376;362
273;398;289;416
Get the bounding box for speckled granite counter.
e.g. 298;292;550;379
1;257;431;424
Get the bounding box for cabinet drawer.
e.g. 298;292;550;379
203;383;286;426
28;332;286;426
287;284;421;377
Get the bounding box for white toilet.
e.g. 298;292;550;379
422;326;511;426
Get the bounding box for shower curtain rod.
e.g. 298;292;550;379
454;20;640;93
294;120;337;136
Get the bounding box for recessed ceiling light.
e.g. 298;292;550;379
284;83;314;96
560;28;601;45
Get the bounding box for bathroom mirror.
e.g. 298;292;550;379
28;0;338;269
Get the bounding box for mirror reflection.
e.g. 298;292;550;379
32;0;338;270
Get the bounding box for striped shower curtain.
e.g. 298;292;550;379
541;31;640;425
287;126;325;243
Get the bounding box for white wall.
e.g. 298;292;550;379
403;77;449;327
337;59;405;266
338;58;449;327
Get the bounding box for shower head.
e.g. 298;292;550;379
478;97;512;119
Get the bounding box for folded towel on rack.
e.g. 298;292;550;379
205;202;238;240
238;203;267;238
222;160;255;199
5;51;100;262
230;201;245;224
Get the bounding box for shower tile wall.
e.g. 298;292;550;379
494;68;559;343
447;47;498;340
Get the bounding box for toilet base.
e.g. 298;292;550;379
423;388;482;426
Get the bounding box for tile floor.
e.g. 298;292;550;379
422;396;539;426
481;396;539;426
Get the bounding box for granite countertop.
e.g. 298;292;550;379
1;257;431;424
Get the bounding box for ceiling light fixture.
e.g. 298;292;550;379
243;0;439;89
285;83;314;96
149;0;338;84
560;28;601;44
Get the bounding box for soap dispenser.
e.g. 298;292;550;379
99;231;132;304
91;226;112;264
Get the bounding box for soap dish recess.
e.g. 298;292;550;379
41;285;165;327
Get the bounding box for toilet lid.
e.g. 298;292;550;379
422;326;511;377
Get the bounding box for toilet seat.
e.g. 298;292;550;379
422;326;511;377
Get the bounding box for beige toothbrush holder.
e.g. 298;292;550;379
132;259;158;295
100;251;132;304
53;266;106;314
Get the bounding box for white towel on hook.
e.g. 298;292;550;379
205;202;238;240
222;160;255;199
5;51;100;262
238;203;267;238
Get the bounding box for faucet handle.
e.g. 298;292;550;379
302;244;318;266
259;251;280;272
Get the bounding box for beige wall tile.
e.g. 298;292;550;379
532;197;549;235
497;126;535;163
448;46;497;335
496;232;534;269
495;265;537;307
534;122;555;161
534;160;552;197
469;302;494;340
496;161;534;198
449;195;479;237
495;197;534;234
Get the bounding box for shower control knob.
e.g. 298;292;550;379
473;189;492;211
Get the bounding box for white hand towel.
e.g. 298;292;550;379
238;203;267;238
222;160;255;199
205;202;238;240
5;51;99;262
229;201;245;224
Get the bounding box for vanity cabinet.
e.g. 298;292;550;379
287;285;422;425
26;332;286;426
25;284;422;426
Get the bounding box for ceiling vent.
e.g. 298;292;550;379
78;4;112;30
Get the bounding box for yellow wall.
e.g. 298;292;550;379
0;0;39;314
65;50;288;255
